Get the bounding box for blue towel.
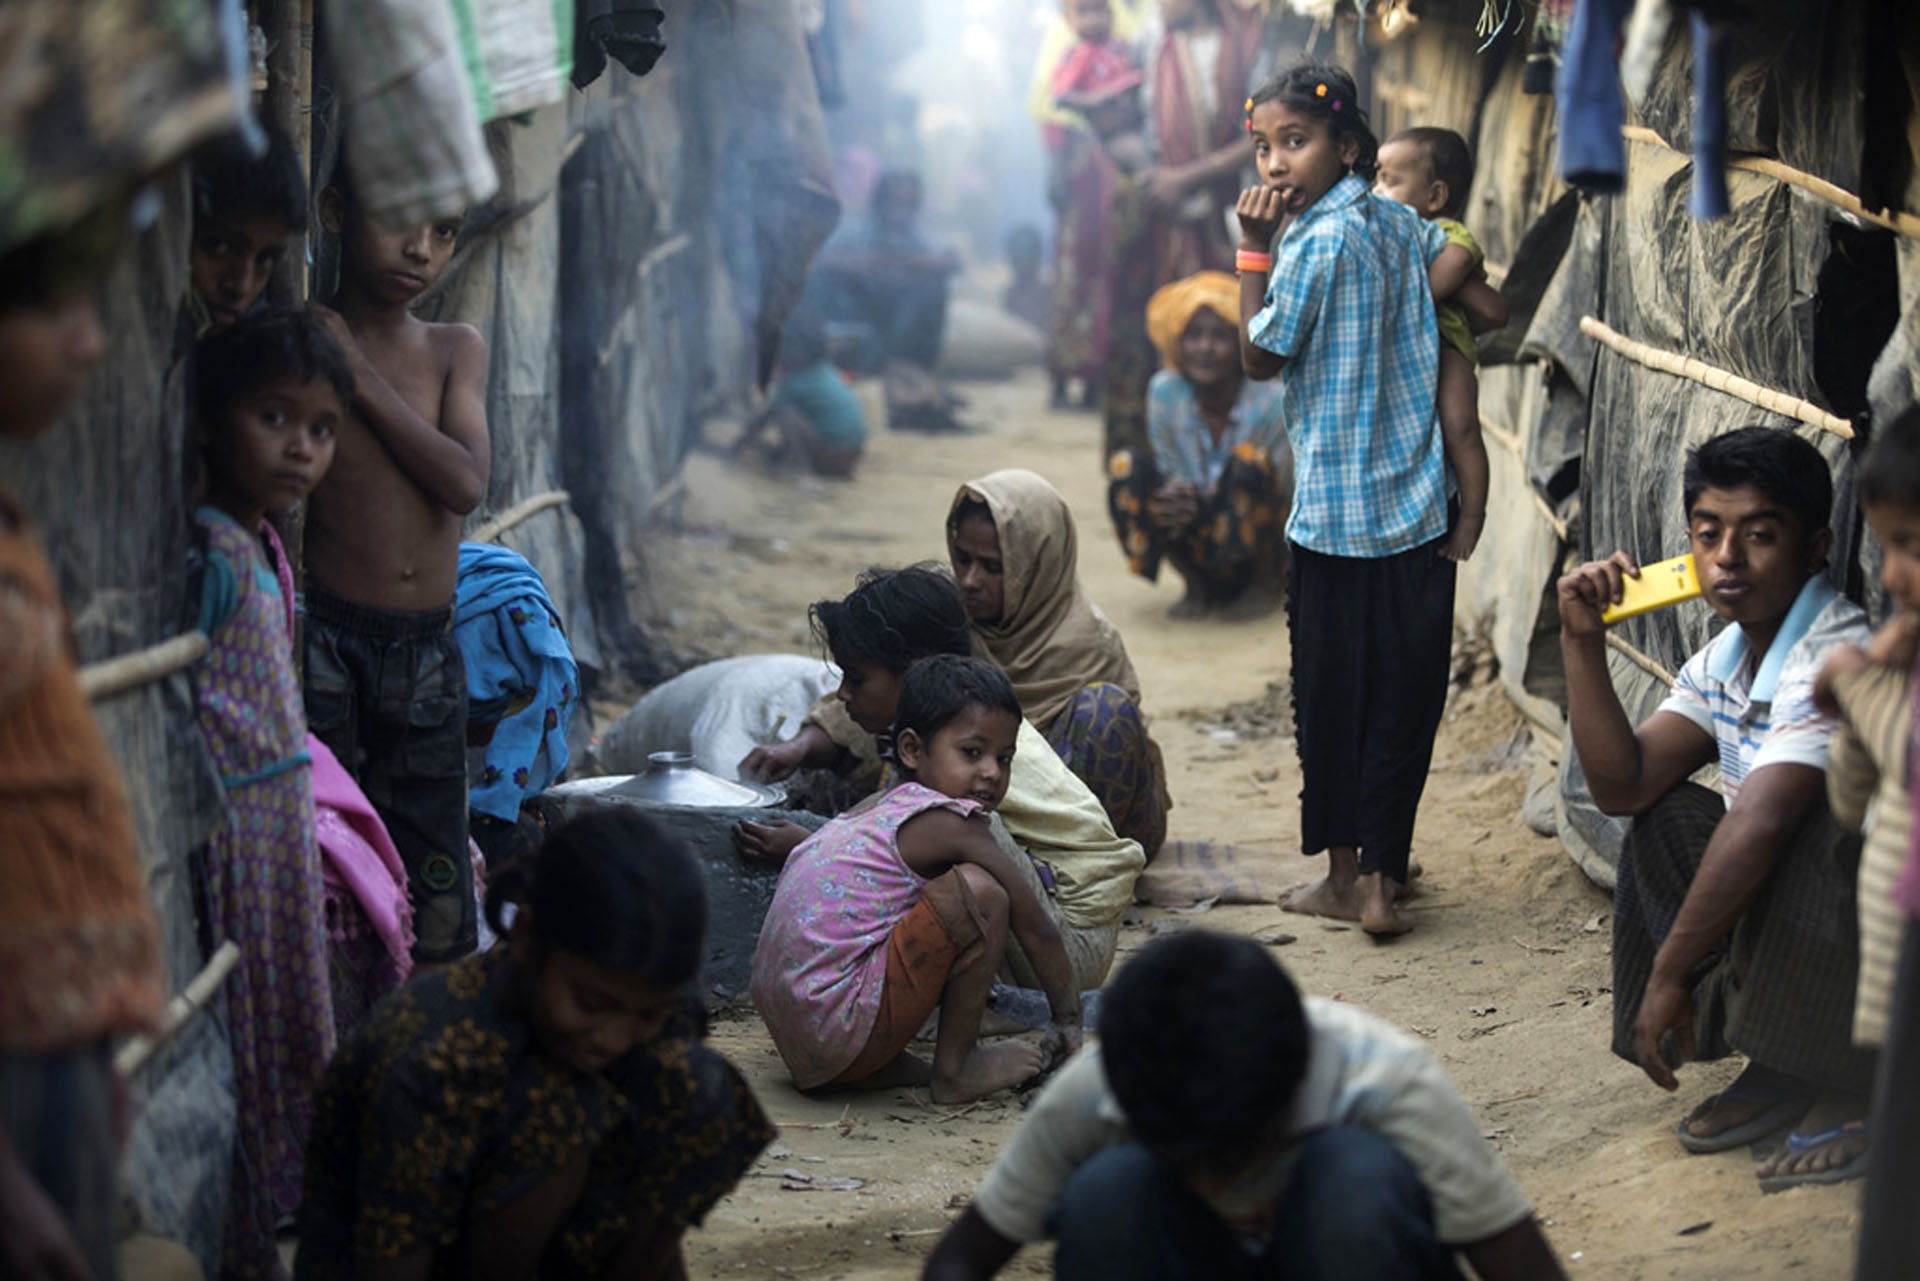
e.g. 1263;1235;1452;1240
455;542;578;821
1555;0;1630;193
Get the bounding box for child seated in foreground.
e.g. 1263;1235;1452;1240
751;654;1083;1103
297;809;773;1281
730;309;865;478
1371;126;1503;563
190;307;351;1277
923;931;1564;1281
304;157;491;965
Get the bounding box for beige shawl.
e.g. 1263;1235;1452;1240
950;470;1142;730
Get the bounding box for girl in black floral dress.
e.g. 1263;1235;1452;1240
296;810;773;1281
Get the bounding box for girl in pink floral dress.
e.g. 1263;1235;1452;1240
189;310;352;1278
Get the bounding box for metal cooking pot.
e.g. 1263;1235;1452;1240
544;751;785;810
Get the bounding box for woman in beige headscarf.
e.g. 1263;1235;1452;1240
948;469;1170;856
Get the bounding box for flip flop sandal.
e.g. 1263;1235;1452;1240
1674;1086;1810;1154
1757;1120;1871;1193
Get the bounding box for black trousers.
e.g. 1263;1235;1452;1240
1856;922;1918;1281
303;584;476;963
1286;535;1455;883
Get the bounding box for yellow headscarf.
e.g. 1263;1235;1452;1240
1144;271;1240;371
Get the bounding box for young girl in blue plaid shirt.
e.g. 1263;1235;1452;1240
1230;63;1499;937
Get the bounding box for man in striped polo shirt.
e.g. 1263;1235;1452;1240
1557;426;1874;1192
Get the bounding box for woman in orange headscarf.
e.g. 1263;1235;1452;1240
1108;271;1292;617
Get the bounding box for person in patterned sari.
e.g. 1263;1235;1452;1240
296;809;773;1281
1108;271;1291;617
949;470;1170;859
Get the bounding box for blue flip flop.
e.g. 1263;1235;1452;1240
1757;1120;1871;1193
1674;1086;1809;1154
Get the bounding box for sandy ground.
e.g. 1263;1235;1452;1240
625;369;1857;1280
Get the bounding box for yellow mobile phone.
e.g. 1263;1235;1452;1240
1601;553;1702;624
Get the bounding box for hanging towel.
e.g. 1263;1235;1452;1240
446;0;575;122
310;734;415;978
322;0;499;227
454;542;579;822
1687;12;1730;220
1555;0;1632;192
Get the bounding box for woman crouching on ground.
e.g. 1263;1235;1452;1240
1108;270;1291;618
738;566;1145;992
295;810;772;1281
948;469;1170;857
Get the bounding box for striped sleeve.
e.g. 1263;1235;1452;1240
1654;647;1716;738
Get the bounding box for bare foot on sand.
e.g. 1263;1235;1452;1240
1282;875;1364;922
850;1051;932;1090
1358;873;1411;937
930;1041;1045;1103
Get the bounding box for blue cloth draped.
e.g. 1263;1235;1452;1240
454;542;577;821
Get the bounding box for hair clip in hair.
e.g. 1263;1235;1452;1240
1244;96;1254;113
1314;83;1327;97
1331;99;1343;112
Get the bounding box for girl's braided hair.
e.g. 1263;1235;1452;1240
1246;61;1379;183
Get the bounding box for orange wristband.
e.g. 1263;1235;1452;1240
1235;249;1273;274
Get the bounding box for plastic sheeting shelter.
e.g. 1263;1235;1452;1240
0;2;838;1270
1362;1;1917;886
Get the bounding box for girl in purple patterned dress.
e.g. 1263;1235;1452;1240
190;310;353;1279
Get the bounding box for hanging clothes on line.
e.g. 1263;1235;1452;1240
323;0;499;227
446;0;577;121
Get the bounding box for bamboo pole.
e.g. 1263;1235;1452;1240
1606;632;1677;686
1579;316;1855;440
116;942;242;1077
80;633;210;703
1621;125;1920;240
470;490;570;543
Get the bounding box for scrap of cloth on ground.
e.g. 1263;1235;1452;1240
970;998;1533;1249
295;947;773;1281
454;542;578;822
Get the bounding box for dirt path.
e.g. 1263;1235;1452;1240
633;371;1855;1280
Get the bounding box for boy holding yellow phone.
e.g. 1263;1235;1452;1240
1557;426;1874;1193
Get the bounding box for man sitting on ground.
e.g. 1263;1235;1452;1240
1558;425;1874;1190
922;931;1563;1281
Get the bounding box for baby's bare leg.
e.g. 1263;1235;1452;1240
1437;347;1488;562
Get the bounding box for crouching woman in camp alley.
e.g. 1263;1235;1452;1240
295;809;773;1281
1108;271;1291;619
949;469;1171;856
189;307;353;1279
752;655;1082;1102
737;566;1146;993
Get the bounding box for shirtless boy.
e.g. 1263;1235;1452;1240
305;162;490;964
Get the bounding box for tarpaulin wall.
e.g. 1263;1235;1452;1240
426;0;838;683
